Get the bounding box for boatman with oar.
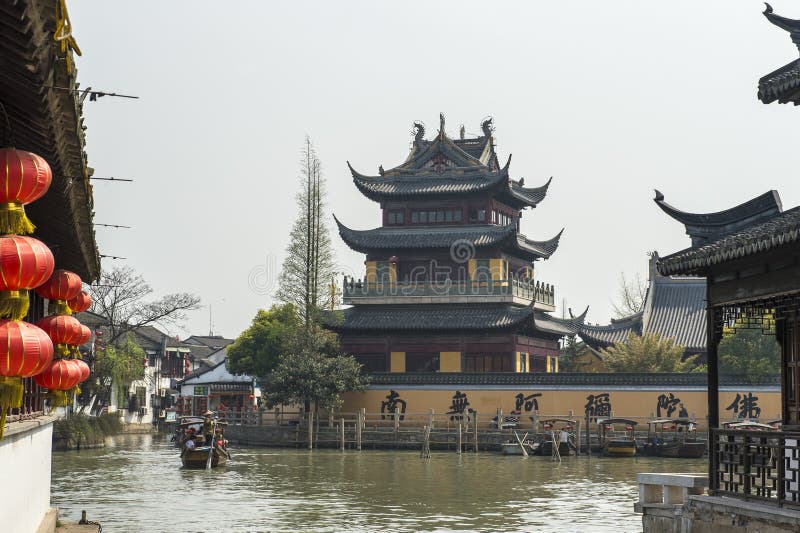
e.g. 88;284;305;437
202;410;215;444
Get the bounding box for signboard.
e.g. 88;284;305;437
193;386;209;397
165;411;177;422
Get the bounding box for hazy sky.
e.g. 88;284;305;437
68;1;800;339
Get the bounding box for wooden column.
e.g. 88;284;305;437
706;290;720;493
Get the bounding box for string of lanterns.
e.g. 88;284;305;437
0;148;93;438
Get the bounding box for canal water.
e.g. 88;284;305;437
51;434;705;532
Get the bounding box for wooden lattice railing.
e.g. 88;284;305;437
713;428;800;507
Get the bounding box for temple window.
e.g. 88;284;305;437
386;210;405;225
406;353;439;372
354;353;388;372
409;209;464;225
464;353;513;372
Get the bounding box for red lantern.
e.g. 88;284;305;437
0;319;54;438
0;148;52;235
73;358;90;383
0;320;54;379
35;315;82;355
0;235;55;319
77;324;91;346
67;290;92;314
35;270;82;314
34;358;81;391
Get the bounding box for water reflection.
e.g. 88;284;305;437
51;434;705;532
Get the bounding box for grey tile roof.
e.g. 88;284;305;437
579;314;643;348
182;335;235;349
323;304;536;332
658;206;800;276
0;1;101;280
507;177;551;207
578;274;706;354
334;218;561;260
654;190;782;248
759;5;800;105
759;59;800;105
366;371;779;388
350;163;508;200
646;277;706;352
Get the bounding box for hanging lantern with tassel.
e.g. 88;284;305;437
33;359;81;407
35;315;82;357
0;235;55;320
67;290;92;314
0;148;52;235
35;269;82;315
0;320;54;438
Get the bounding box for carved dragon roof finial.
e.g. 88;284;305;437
481;116;494;137
412;121;425;146
763;3;800;51
439;112;445;139
378;165;384;176
459;124;465;140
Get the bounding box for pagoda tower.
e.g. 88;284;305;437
326;115;578;373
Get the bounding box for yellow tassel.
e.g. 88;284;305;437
47;390;69;407
56;344;70;357
0;203;35;235
0;377;24;440
0;290;30;320
48;300;71;316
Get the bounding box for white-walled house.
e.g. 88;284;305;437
178;348;258;416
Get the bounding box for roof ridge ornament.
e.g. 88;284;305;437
481;116;494;137
412;121;425;146
439;112;445;140
763;3;800;51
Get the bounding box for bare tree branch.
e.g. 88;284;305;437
87;265;201;344
611;272;647;319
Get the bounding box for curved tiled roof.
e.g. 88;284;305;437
507;177;551;207
350;162;508;200
323;304;535;332
334;218;561;260
759;59;800;104
658;206;800;276
0;1;101;281
367;372;779;388
759;4;800;105
646;277;706;352
579;314;643;348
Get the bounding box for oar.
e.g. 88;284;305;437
206;419;216;470
513;430;529;457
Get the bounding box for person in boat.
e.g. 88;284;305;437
202;410;215;443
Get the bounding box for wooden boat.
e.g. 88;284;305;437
534;418;577;456
181;444;228;468
639;418;706;458
600;418;638;457
172;416;204;448
501;441;535;455
178;416;230;468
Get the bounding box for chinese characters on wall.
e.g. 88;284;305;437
380;390;407;420
584;393;611;421
726;392;761;419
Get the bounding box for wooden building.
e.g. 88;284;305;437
326;115;577;373
578;252;707;362
656;188;800;506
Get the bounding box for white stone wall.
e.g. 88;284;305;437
0;419;53;533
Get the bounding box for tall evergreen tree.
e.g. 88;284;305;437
276;137;335;324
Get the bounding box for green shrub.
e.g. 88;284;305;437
53;413;124;447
